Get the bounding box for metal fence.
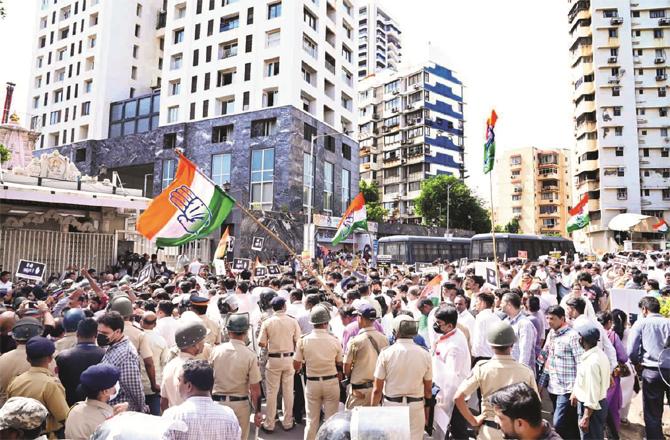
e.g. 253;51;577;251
116;230;212;270
0;228;116;278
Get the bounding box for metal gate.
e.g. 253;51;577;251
0;228;116;277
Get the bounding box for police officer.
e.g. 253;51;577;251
371;315;432;440
7;336;69;437
190;294;222;346
55;308;85;355
217;294;239;343
293;305;343;440
210;313;263;440
454;320;538;440
258;296;301;433
110;296;159;396
64;364;125;439
343;303;389;409
0;396;49;440
0;317;43;406
160;320;207;411
255;288;277;397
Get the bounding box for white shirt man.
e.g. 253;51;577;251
432;308;471;428
471;297;501;360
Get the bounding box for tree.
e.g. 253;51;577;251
0;144;10;164
0;0;5;19
504;218;520;233
415;174;491;233
359;180;387;222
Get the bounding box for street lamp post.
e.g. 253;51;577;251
446;182;455;237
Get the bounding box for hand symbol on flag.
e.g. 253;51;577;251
169;185;212;235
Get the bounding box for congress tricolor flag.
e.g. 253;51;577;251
332;193;368;246
420;273;443;299
137;153;235;247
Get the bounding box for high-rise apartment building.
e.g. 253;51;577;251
27;0;164;148
356;1;402;79
358;61;464;223
568;0;669;250
159;0;356;132
494;147;573;238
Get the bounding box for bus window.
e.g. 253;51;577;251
497;240;507;257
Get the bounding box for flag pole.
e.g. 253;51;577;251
488;172;501;288
174;149;335;296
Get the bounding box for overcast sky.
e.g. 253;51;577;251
0;0;574;198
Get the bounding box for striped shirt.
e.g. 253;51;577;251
162;396;241;440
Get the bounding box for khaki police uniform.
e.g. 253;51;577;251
64;398;114;440
160;352;195;407
201;314;222;346
7;367;70;435
456;354;538;440
344;327;389;409
210;339;262;440
294;329;343;440
54;333;77;356
258;311;301;431
124;321;153;360
0;344;29;406
374;339;432;440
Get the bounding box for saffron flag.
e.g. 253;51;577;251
137;153;235;247
567;193;590;233
654;219;669;233
421;273;443;298
483;110;498;174
214;226;230;259
332;193;368;246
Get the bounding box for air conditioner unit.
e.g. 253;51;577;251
655;57;666;64
392;90;400;95
657;74;668;81
610;17;623;25
608;56;618;64
660;18;670;26
608;77;619;84
392;107;399;113
413;84;421;90
406;104;413;110
382;126;389;132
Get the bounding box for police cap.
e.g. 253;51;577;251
80;364;121;392
25;336;55;359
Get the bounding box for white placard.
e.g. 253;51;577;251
610;288;647;315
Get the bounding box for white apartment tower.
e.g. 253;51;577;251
568;0;670;251
28;0;164;148
356;1;402;79
159;0;356;132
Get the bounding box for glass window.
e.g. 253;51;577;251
341;168;350;213
323;161;334;213
161;159;176;190
123;120;135;135
250;148;274;210
212;153;231;187
138;97;151;115
124;101;137;118
110;122;122;138
303;153;313;208
111;103;123;122
136;117;150;133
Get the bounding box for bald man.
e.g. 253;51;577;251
141;311;170;415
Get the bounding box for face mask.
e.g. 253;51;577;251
109;382;120;401
433;322;444;334
97;333;111;347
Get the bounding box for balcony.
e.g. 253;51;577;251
575;121;597;138
610;17;623;26
575;99;596;116
657;74;668;82
568;1;590;24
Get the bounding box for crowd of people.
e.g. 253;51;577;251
0;249;669;440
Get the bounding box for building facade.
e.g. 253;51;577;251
568;0;670;251
356;1;402;79
27;0;164;147
39;105;359;254
494;148;573;238
357;62;465;223
158;0;356;134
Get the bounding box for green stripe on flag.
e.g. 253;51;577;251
567;212;590;233
156;187;235;247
